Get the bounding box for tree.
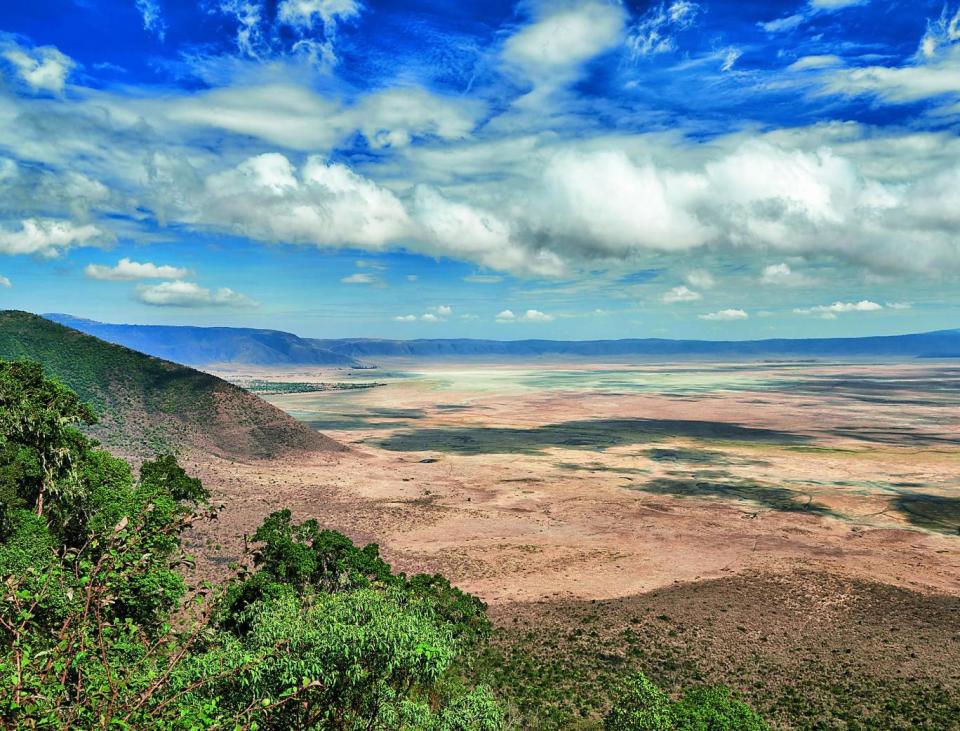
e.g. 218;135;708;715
0;359;505;730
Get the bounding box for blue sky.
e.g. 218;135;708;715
0;0;958;339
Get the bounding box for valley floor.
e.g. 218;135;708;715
185;359;960;728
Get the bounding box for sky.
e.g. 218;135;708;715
0;0;958;340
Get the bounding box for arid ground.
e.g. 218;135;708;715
187;359;960;728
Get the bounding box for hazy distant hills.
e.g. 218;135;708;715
42;314;960;362
45;314;361;367
1;311;344;459
312;331;960;359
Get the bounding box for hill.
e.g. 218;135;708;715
0;311;343;459
44;314;361;367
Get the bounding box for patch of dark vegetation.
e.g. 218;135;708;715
304;417;412;431
644;447;771;467
829;427;959;446
375;418;809;456
365;407;426;419
477;570;960;730
630;477;834;515
893;493;960;533
243;379;385;394
556;462;651;476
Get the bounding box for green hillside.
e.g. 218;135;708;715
0;310;343;459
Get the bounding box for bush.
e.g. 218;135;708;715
605;674;768;731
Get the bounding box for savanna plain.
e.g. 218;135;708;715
193;358;960;728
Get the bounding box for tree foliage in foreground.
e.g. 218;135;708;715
0;358;767;730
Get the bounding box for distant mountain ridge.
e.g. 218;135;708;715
45;314;361;367
42;314;960;362
311;331;960;359
1;311;343;459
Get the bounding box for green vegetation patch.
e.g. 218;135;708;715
630;477;835;515
375;418;809;456
893;493;960;533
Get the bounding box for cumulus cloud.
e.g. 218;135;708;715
85;257;190;281
793;300;883;318
0;275;10;288
503;0;626;88
136;280;257;308
699;309;748;321
421;313;440;322
1;42;74;93
394;314;417;322
433;305;453;317
0;219;104;257
760;263;816;287
191;153;412;249
496;308;553;322
886;301;912;310
341;273;375;284
662;285;701;303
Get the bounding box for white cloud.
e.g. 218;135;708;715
788;54;843;71
394;314;417;322
699;308;748;321
421;313;440;322
793;300;883;318
519;308;553;322
504;1;626;88
136;280;257;308
135;0;167;40
85;257;190;281
760;14;806;33
464;274;503;284
405;274;418;282
809;0;867;8
1;42;74;93
886;301;912;310
496;308;553;322
919;5;960;59
460;313;480;320
433;305;453;316
341;273;375;284
760;263;817;287
823;6;960;104
720;48;742;72
277;0;361;32
193;153;412;249
0;275;10;288
628;1;701;56
684;270;715;289
0;219;103;257
662;285;701;303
